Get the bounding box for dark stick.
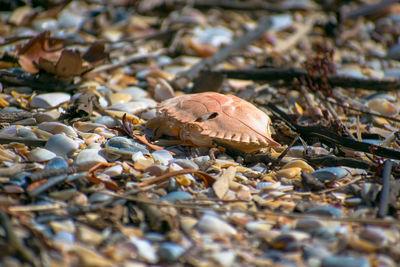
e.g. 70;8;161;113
214;68;400;91
265;102;400;160
378;160;393;218
0;137;47;147
167;0;314;12
172;17;272;90
27;175;68;197
341;0;399;21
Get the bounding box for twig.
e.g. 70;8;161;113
27;175;69;197
0;137;47;147
378;160;393;218
172;16;272;90
168;0;315;12
341;0;399;21
214;68;400;91
90;49;166;73
28;166;77;182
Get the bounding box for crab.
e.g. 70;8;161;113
146;92;280;153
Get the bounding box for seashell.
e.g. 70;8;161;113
282;159;314;173
274;167;301;179
366;98;398;116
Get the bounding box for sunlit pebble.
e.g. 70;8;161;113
130;238;158;264
107;93;132;105
282;159;314;173
108;101;149;114
197;214;237;235
32;19;58;31
30;93;71;109
28;147;56;162
105;137;149;157
211;250;236;267
39;122;78;137
152;150;173;165
119;86;149;100
45;134;80;158
157;191;193;202
71;192;88;206
158;242;186;261
77;225;103;246
366;98;399;116
74;149;107;171
311;167;349;182
102;165;123;177
274;167;301;179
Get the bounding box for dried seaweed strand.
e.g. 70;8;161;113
215;68;400;91
266;102;400;160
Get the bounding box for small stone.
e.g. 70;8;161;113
312;167;349;182
306;206;343;217
45;157;69;169
211;250;236;267
105;137;149;157
45;134;80;157
171;159;199;170
158;242;186;261
152;150;173;165
74;149;107;171
321;256;370;267
39;122;78;137
28;147;56;162
102;164;123;176
120;86;149;100
108;101;148;114
107;93;132;105
197;214;237;235
130;238;158;264
77;225;103;246
31;93;71;108
157;191;193;202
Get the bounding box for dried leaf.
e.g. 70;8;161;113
213;166;236;199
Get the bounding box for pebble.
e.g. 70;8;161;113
306;206;343;217
105;137;149;157
171;159;199;170
39;122;78;137
77;225;103;246
45;157;69;169
74;149;107;170
102;164;123;176
93;116;120;128
151;150;173;165
311;167;349;182
17;127;38;139
130;238;158;264
31;93;71;108
89;191;114;203
158;242;186;261
321;256;370;267
197;214;237;235
119;86;149;100
28;147;56;162
211;250;236;267
157;191;193;202
107;93;132;105
108;101;149;114
45;134;80;157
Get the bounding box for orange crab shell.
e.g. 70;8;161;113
147;92;280;153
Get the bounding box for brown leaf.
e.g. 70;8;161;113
17;31;64;74
82;43;108;66
213;166;236;199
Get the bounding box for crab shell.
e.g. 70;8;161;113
146;92;280;153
